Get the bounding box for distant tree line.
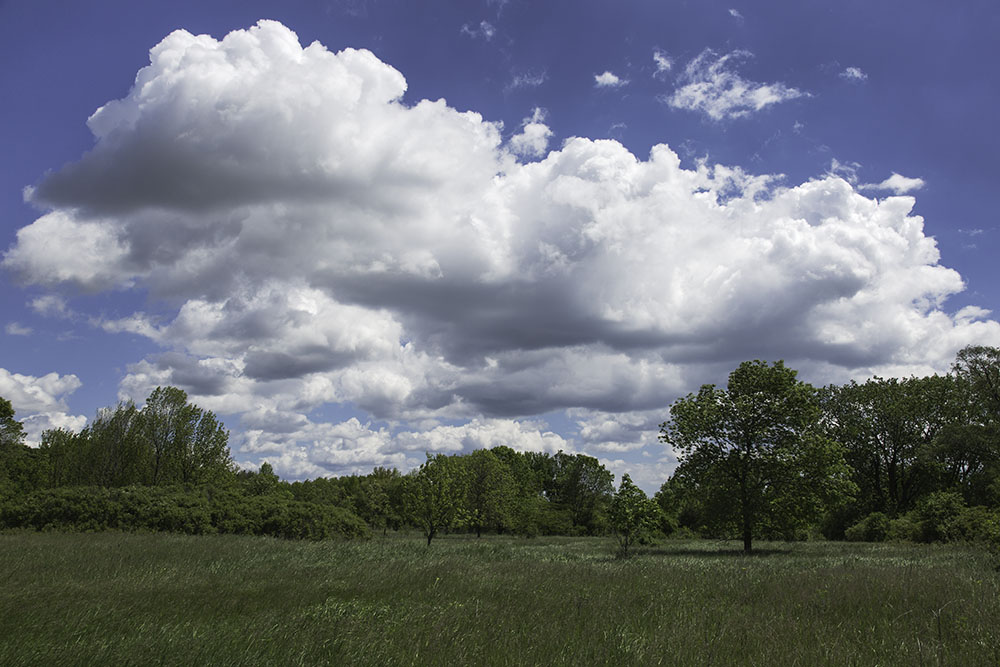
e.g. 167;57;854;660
2;345;999;554
0;389;621;542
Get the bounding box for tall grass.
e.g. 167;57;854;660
1;532;998;665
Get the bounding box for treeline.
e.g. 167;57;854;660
0;389;622;541
2;346;999;550
658;346;1000;550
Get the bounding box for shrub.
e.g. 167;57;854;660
913;492;1000;543
845;512;891;542
887;514;919;542
0;485;369;540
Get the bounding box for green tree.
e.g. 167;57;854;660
79;401;147;487
403;453;462;546
242;462;284;496
820;375;960;516
609;474;659;558
363;467;402;534
38;428;79;487
490;446;546;535
0;397;43;497
0;397;24;448
462;449;515;537
549;452;614;532
661;360;855;553
142;387;233;486
954;345;1000;416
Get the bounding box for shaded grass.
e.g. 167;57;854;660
1;532;998;665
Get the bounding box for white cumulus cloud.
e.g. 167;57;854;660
594;71;627;88
509;107;553;159
4;20;997;479
0;368;88;444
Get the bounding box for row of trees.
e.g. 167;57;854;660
3;345;999;554
286;448;617;543
1;387;233;495
658;346;1000;551
0;391;628;542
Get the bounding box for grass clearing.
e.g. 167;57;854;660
1;532;998;665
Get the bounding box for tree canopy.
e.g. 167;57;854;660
660;360;855;552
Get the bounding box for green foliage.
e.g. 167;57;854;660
546;451;613;534
0;398;42;499
912;491;1000;544
142;386;234;486
844;512;891;542
0;485;369;540
403;453;463;545
661;360;856;552
0;397;24;448
821;374;968;516
608;474;659;558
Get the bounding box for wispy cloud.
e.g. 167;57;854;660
5;322;32;336
840;66;868;82
461;20;495;41
667;49;805;120
506;70;547;92
653;49;673;77
30;294;72;319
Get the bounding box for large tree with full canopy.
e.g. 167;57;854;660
660;360;855;552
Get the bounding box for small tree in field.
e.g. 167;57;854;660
609;473;659;558
660;360;855;553
403;453;462;546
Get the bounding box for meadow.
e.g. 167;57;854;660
1;532;998;666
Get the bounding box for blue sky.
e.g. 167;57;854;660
2;0;998;491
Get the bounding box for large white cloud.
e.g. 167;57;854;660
4;21;998;483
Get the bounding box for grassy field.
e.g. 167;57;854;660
1;532;998;666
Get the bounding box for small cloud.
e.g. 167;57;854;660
729;8;744;19
840;66;868;82
959;228;985;237
653;49;673;76
827;158;861;185
667;49;805;120
861;172;926;195
30;294;71;319
5;322;32;336
506;70;547;92
509;107;553;160
461;20;495;41
594;71;627;88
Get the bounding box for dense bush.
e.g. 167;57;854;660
844;512;891;542
912;492;999;543
0;485;369;540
